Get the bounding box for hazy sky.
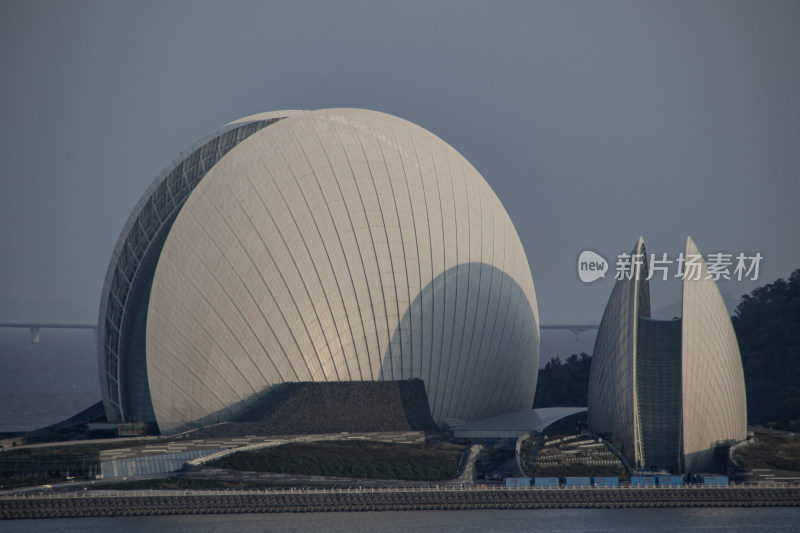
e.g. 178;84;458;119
1;0;798;324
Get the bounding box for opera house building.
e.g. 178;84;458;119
588;237;747;473
97;108;540;435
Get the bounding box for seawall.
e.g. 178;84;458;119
3;487;800;519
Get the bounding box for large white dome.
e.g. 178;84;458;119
99;108;539;434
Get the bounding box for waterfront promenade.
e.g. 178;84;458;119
2;485;800;519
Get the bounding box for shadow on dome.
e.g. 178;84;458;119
381;262;538;428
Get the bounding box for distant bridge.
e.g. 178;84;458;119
539;324;599;340
2;323;600;344
0;323;97;344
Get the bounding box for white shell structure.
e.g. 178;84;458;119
587;237;650;467
588;237;746;473
681;237;747;472
98;108;539;434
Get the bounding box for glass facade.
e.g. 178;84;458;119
98;114;287;423
636;316;682;472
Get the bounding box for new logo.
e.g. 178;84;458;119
578;250;608;283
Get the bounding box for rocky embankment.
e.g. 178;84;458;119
3;487;800;518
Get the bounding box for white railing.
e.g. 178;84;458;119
3;482;797;500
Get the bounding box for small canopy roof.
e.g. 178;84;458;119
452;407;587;439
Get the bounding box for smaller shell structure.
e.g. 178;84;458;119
588;237;746;473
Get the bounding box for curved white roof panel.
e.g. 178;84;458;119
681;236;747;472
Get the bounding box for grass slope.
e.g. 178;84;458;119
208;440;465;481
734;431;800;472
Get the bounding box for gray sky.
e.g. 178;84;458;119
1;0;798;324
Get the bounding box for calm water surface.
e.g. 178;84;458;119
0;330;99;432
1;507;799;532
